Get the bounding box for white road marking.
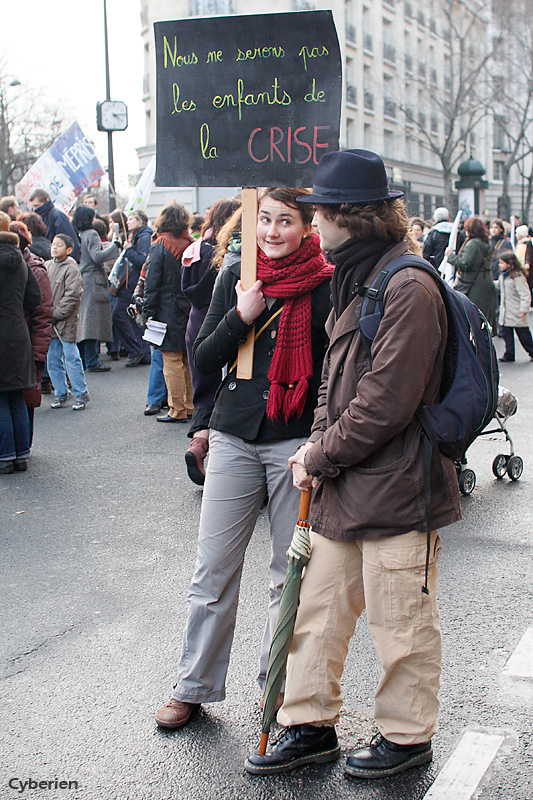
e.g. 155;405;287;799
502;627;533;679
422;731;505;800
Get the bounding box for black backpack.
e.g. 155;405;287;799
358;254;499;591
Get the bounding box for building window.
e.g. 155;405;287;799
346;57;357;105
364;66;374;111
364;123;372;150
493;161;503;180
384;77;396;118
405;1;413;19
384;130;393;158
345;0;356;43
346;118;356;148
363;7;373;51
383;20;395;63
431;115;438;134
424;194;433;219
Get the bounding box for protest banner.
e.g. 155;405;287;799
16;122;105;213
154;10;342;375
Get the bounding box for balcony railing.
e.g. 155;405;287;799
346;84;357;104
383;43;396;63
384;98;397;118
346;23;356;43
364;91;374;111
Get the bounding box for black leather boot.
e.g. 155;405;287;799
345;733;432;779
245;724;340;775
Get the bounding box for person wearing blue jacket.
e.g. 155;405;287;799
111;210;152;367
28;189;81;262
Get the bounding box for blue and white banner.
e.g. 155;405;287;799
17;122;105;213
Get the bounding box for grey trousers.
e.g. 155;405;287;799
173;429;305;703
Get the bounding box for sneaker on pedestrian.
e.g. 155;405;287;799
51;391;72;409
0;460;15;474
344;733;432;779
125;353;144;367
13;458;28;472
87;363;111;372
72;393;90;411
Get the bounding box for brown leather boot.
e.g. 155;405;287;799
154;698;200;729
185;436;209;485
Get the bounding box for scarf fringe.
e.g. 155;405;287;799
283;378;308;422
266;379;309;422
266;382;285;420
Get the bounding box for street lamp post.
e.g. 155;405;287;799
103;0;115;212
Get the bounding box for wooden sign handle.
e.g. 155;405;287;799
236;187;258;379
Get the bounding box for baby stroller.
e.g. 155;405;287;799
455;386;523;495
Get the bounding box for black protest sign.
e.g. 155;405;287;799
154;11;341;188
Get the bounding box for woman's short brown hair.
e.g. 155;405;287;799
153;203;190;237
464;214;489;242
315;197;410;243
19;211;48;238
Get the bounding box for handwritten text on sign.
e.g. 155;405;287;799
154;11;341;187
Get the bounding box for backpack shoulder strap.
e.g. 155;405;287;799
359;254;440;355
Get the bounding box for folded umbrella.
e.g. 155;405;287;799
258;488;313;755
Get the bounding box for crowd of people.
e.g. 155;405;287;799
410;206;533;360
1;151;532;782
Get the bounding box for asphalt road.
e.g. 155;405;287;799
1;338;532;800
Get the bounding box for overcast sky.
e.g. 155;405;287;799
0;0;146;194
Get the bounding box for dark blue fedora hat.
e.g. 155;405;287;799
297;149;403;204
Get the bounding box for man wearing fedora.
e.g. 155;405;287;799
245;150;461;779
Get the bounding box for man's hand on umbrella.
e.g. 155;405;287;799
289;443;319;489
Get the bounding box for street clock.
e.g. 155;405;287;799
96;100;128;132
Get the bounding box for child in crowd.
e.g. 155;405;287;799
497;250;533;363
46;235;90;410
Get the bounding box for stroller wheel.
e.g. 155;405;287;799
458;468;476;495
492;454;509;479
507;455;523;481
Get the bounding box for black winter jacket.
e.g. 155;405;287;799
0;232;42;392
120;225;152;301
143;240;191;351
193;260;331;442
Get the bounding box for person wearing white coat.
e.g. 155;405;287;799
497;250;533;362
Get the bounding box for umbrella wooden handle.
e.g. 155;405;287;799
298;488;312;523
259;732;269;756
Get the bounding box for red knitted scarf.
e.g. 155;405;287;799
256;233;333;421
157;231;193;260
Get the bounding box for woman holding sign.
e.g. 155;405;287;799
154;187;333;729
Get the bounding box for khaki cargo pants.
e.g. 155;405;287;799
277;529;442;745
